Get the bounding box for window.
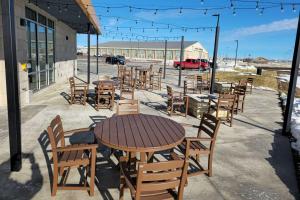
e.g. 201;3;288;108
48;19;54;29
38;14;47;26
25;7;36;21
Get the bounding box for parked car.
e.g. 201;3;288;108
173;58;209;70
105;55;126;65
116;55;126;65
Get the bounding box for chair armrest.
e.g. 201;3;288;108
64;127;92;136
185;137;214;142
120;156;137;192
56;144;98;152
170;152;184;160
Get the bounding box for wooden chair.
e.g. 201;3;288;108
233;85;247;113
208;93;236;127
69;77;88;105
195;75;210;93
120;69;136;100
150;67;162;90
116;99;140;115
47;115;97;196
95;81;115;110
119;155;188;200
167;85;189;117
240;78;254;94
178;113;220;177
183;80;195;95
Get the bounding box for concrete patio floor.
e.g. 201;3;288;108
0;63;299;199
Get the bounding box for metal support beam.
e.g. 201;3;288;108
234;40;239;69
282;13;300;136
178;36;184;87
1;0;22;171
210;14;220;94
96;34;99;74
87;23;91;84
163;40;168;79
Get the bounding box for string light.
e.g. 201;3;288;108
179;7;182;14
259;7;264;15
280;3;284;12
255;1;259;11
135;20;138;24
204;9;207;15
107;7;110;12
47;2;50;9
292;4;296;12
201;0;204;5
58;6;62;13
233;8;237;16
129;6;132;12
154;9;158;15
230;1;234;9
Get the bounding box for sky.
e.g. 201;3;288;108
77;0;299;60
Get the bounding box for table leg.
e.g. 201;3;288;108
140;152;146;162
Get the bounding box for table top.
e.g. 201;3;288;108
92;80;119;86
94;114;185;153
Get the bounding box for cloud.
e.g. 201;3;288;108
226;18;298;40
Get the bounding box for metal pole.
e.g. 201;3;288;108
234;40;239;69
96;34;99;74
87;23;91;83
1;0;22;171
178;36;184;87
210;14;220;94
282;13;300;136
163;40;168;79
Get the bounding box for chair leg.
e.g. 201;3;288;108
119;173;126;200
52;167;58;196
89;148;96;196
208;154;213;177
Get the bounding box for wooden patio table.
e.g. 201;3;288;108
94;114;185;162
92;80;119;87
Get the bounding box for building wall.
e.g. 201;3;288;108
184;42;209;60
0;1;77;107
87;43;208;61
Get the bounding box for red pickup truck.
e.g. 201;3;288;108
173;59;209;70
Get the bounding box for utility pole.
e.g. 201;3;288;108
210;14;220;94
234;40;239;69
282;12;300;136
178;36;184;87
1;0;22;171
96;34;99;74
163;40;168;79
87;23;91;84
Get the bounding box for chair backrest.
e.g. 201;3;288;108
234;85;247;96
198;113;221;151
167;85;173;99
247;77;254;84
149;64;153;73
217;93;236;108
69;77;75;93
158;67;162;74
116;100;140;115
135;159;188;200
97;81;114;94
47;115;65;165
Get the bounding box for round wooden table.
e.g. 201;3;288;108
94;114;185;161
92;80;119;87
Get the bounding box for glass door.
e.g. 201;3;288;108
27;21;38;91
38;25;47;89
48;28;55;84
